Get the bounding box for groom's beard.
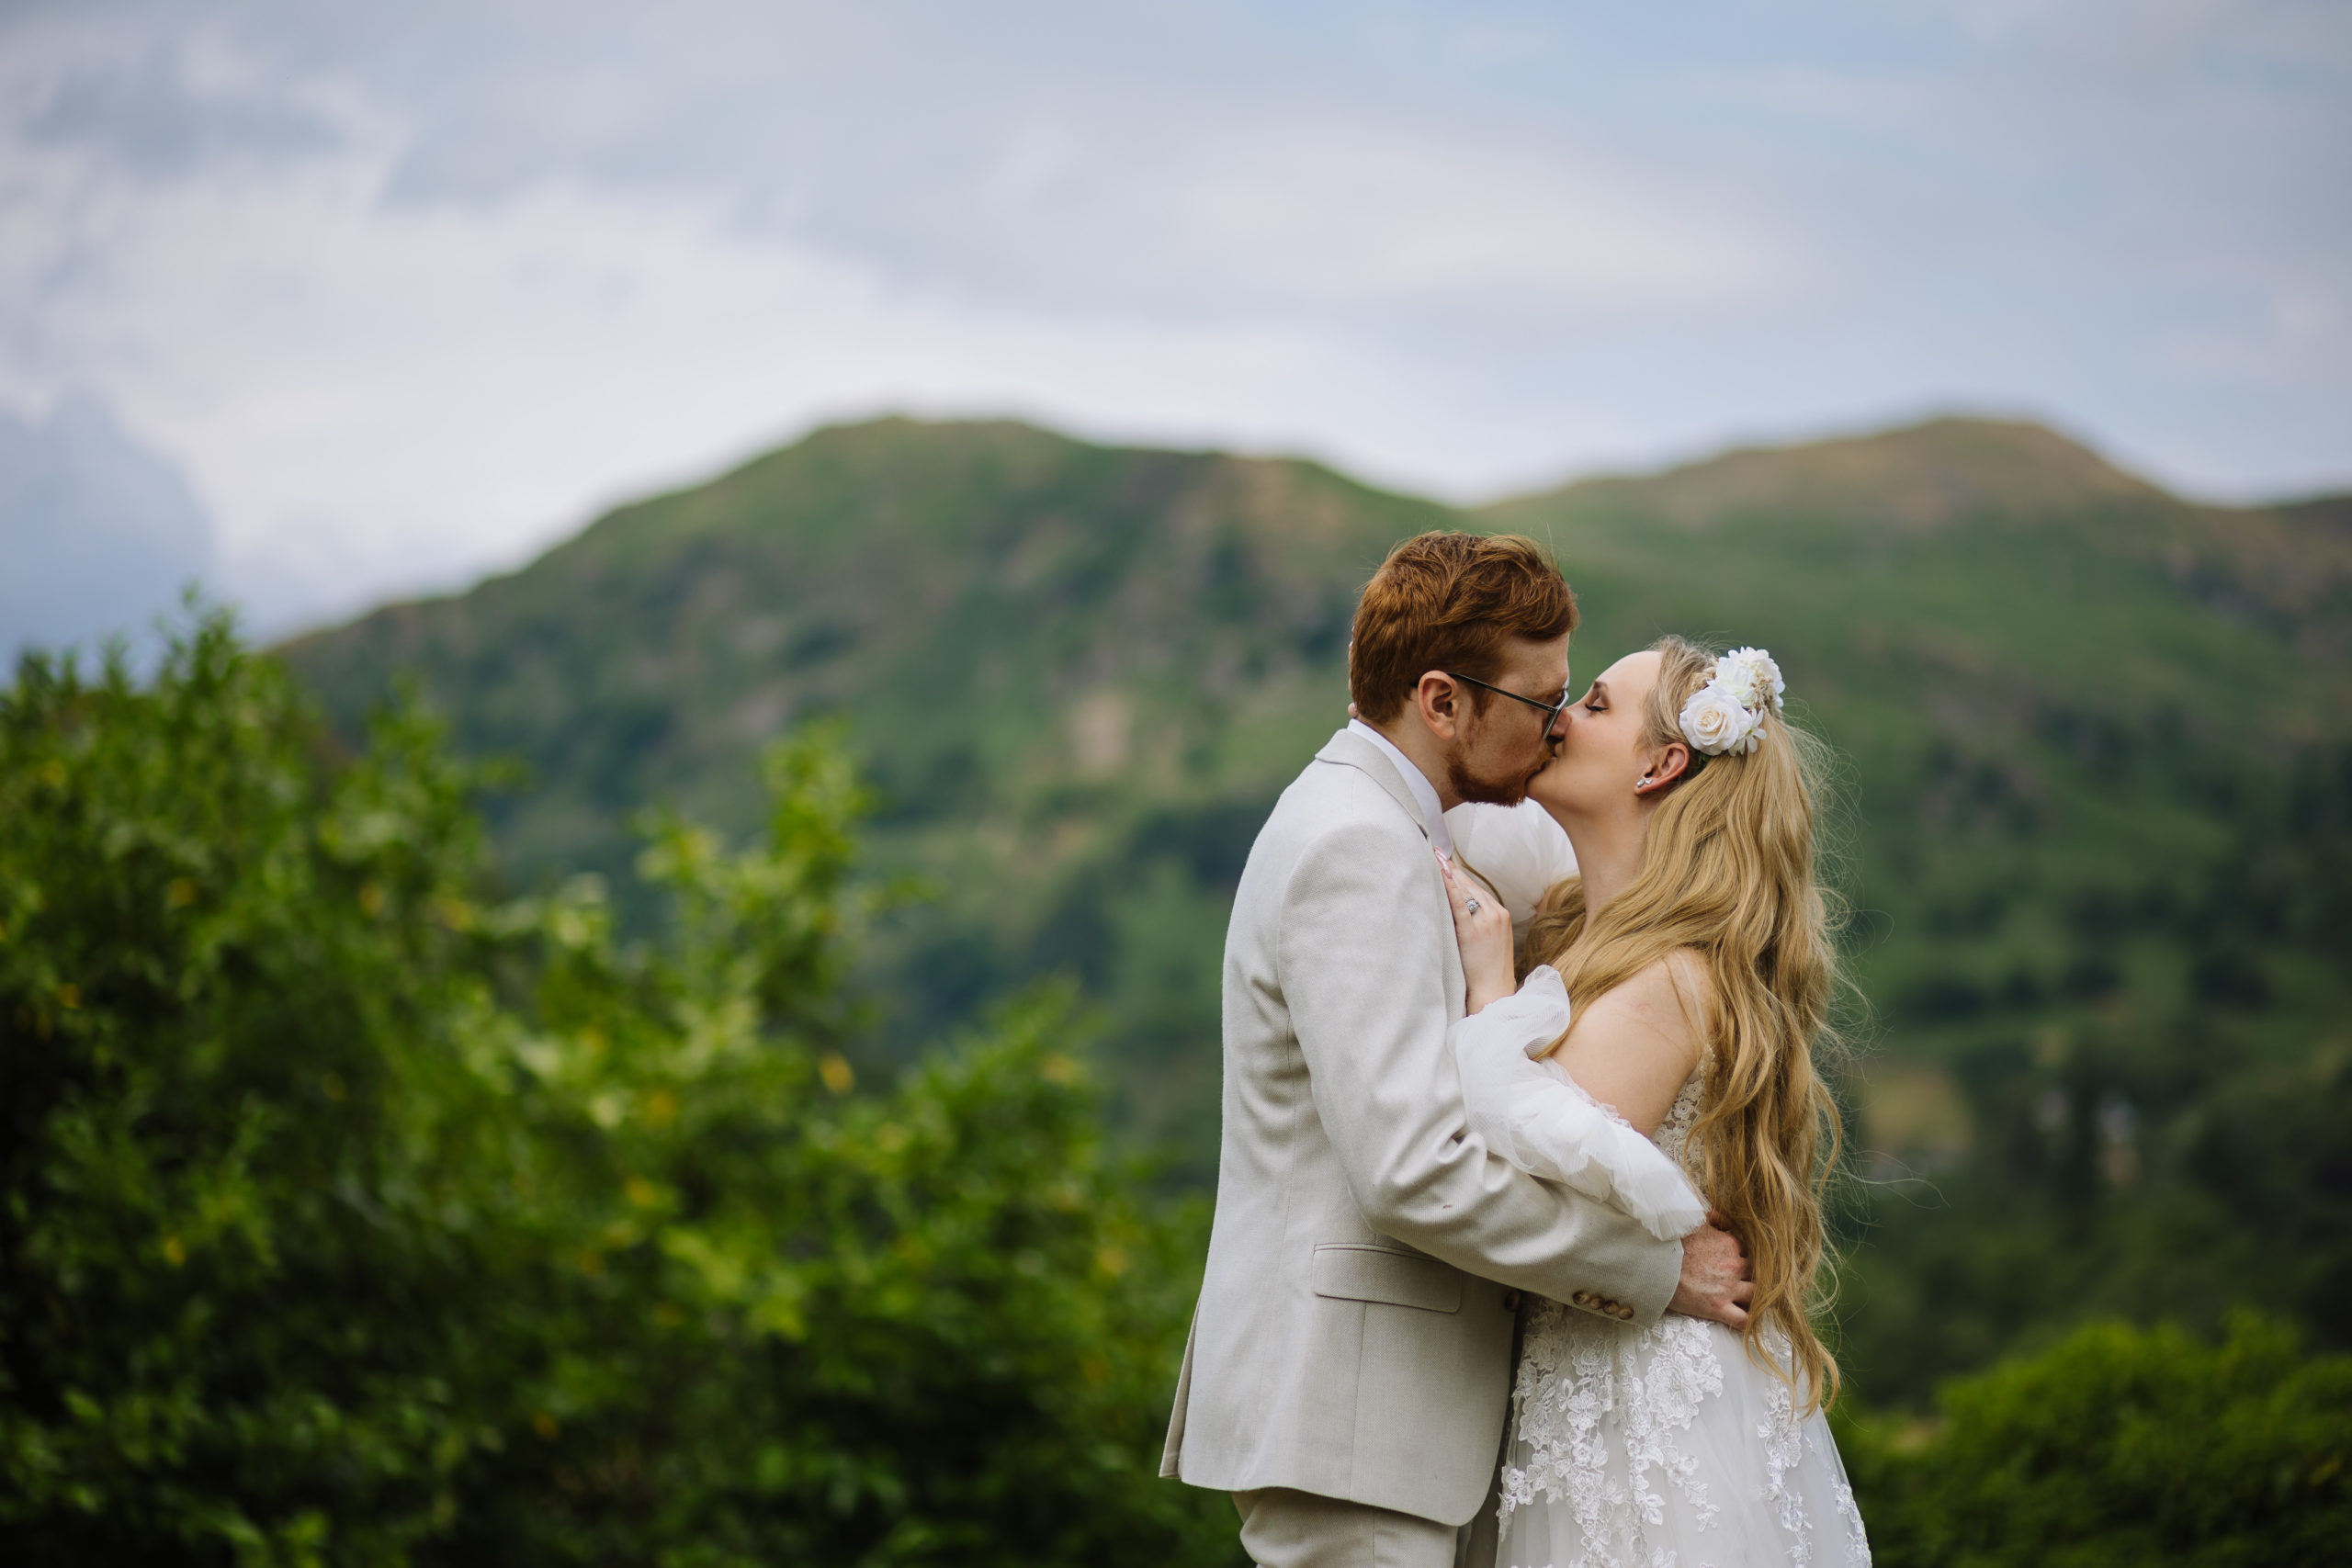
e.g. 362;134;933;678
1445;739;1548;807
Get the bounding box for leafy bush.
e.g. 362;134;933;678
0;617;1234;1566
1842;1314;2352;1567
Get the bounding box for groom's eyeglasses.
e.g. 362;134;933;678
1442;671;1571;743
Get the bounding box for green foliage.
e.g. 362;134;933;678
1842;1314;2352;1566
0;616;1235;1565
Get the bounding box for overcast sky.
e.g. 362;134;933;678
3;0;2346;636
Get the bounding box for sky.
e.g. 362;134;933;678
2;0;2346;641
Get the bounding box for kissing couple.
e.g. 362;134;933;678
1162;532;1870;1567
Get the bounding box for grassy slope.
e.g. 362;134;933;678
281;413;2352;1400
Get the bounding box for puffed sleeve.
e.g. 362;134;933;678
1444;799;1577;939
1452;966;1710;1242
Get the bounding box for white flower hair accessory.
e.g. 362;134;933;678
1713;647;1785;715
1679;684;1761;756
1677;646;1784;758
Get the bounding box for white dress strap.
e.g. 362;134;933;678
1451;966;1709;1242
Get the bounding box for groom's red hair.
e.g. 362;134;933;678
1348;532;1578;724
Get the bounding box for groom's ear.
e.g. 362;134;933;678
1413;671;1465;739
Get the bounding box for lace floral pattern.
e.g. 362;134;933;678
1649;1069;1704;1167
1495;1070;1871;1568
1834;1478;1871;1564
1502;1303;1726;1561
1758;1361;1814;1566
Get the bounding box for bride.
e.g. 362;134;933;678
1438;637;1870;1568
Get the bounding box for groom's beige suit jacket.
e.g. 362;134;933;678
1160;728;1683;1527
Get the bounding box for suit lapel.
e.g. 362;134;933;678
1314;728;1432;841
1314;728;1467;1012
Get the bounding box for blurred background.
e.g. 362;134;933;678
4;3;2349;1563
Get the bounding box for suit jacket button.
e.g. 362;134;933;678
1501;1290;1522;1312
1612;1303;1635;1321
1569;1291;1590;1307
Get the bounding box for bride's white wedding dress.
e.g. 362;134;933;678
1454;969;1871;1568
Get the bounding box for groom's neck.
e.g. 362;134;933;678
1366;715;1463;812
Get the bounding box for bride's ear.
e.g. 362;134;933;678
1641;742;1695;793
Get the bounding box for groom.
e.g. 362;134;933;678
1161;532;1750;1567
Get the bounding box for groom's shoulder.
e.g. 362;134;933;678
1262;743;1420;851
1237;751;1429;928
1273;731;1384;810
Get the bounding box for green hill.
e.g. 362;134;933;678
280;414;2352;1402
286;422;1453;1156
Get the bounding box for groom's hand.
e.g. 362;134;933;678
1668;1210;1753;1329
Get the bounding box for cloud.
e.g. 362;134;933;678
24;45;345;178
0;0;2345;635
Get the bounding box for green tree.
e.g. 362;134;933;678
0;615;1234;1566
1842;1314;2352;1567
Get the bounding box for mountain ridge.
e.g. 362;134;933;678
277;409;2352;1399
275;404;2352;1102
292;412;2350;681
275;408;2352;912
1495;415;2167;529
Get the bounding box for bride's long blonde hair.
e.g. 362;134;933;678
1523;636;1848;1411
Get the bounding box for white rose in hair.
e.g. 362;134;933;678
1714;648;1785;713
1679;682;1760;756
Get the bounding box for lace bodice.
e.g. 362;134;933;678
1652;1066;1706;1172
1496;1055;1871;1567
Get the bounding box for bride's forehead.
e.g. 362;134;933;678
1596;649;1662;691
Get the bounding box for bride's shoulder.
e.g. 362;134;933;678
1656;946;1714;1009
1552;948;1712;1132
1577;949;1713;1062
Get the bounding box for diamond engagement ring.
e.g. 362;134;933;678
1464;897;1482;916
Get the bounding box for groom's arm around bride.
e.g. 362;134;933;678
1160;532;1746;1568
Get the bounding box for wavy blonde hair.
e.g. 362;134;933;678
1522;636;1847;1411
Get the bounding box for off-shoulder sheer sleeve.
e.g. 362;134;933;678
1443;799;1576;939
1451;966;1709;1242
